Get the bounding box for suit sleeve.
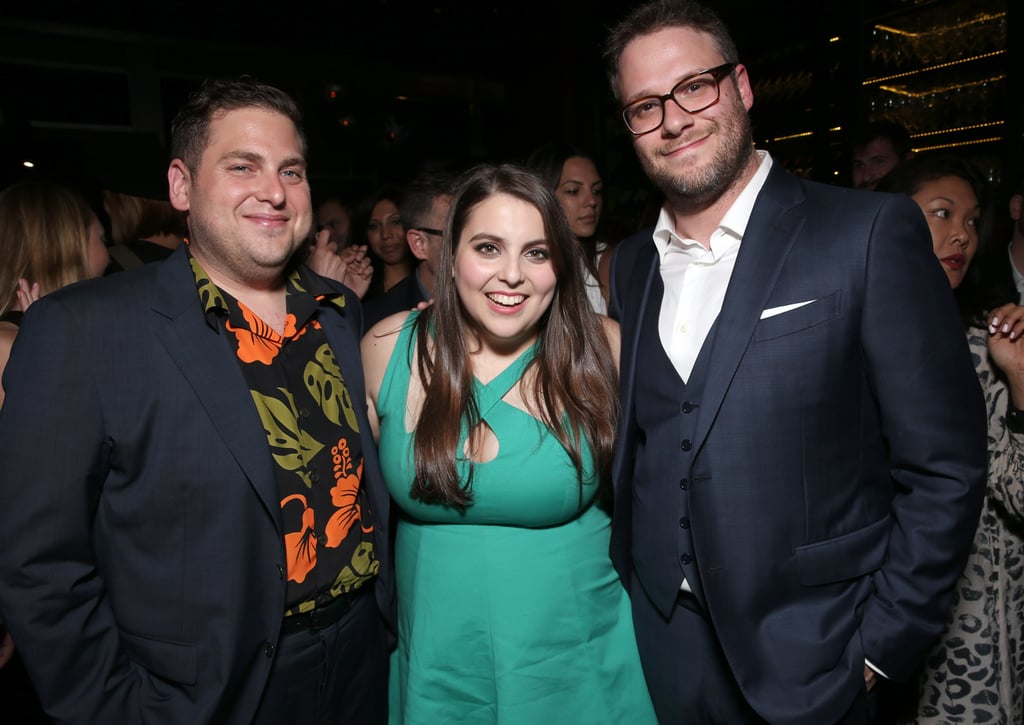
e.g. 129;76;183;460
0;297;140;722
858;193;987;679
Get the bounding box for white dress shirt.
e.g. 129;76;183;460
655;151;773;382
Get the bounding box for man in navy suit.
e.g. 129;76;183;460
603;2;986;722
0;79;392;723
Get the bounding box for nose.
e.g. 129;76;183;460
257;171;286;207
498;254;524;285
661;97;696;136
582;190;597;209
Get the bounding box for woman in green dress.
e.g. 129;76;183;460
361;163;655;724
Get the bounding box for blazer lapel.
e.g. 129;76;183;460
690;169;807;455
151;249;283;531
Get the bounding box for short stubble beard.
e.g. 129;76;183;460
639;100;756;213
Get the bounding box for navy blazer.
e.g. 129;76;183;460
0;246;393;724
609;166;987;724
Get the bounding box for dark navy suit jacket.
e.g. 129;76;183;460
609;165;987;724
0;245;393;724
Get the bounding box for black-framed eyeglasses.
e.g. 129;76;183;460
620;63;737;136
411;227;443;237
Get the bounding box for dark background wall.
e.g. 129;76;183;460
1;0;1018;231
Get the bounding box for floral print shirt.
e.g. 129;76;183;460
190;253;378;615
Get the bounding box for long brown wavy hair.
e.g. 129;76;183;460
410;163;619;509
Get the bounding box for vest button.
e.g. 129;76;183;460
679;478;688;490
680;553;693;565
682;401;694;413
679;517;690;529
680;439;692;451
264;642;275;658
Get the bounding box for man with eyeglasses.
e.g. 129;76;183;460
603;2;986;723
362;170;455;331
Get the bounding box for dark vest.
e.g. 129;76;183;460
632;270;718;618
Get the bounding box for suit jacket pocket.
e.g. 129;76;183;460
794;514;890;586
754;290;842;341
120;628;198;685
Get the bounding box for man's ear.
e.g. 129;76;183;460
168;159;192;212
407;230;429;262
1010;193;1023;223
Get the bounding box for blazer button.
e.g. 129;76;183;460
680;439;692;451
680;553;693;565
679;517;690;529
681;401;694;413
679;478;688;490
264;642;275;658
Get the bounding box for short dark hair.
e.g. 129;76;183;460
170;77;306;173
400;171;456;230
853;120;913;159
603;0;739;103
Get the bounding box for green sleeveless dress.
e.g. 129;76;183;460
379;313;655;724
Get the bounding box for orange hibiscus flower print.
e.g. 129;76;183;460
228;303;298;364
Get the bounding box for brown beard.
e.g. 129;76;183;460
638;98;756;212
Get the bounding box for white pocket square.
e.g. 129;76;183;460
760;300;816;319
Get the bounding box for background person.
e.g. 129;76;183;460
879;155;1024;724
850;119;914;191
527;141;613;313
362;168;454;330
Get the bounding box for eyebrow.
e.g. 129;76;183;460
222;150;306;170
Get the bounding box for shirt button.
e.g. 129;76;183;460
299;407;310;418
264;642;275;658
680;439;692;451
679;517;690;529
680;553;693;565
680;323;689;334
679;478;688;490
310;470;320;483
682;401;694;414
318;533;328;545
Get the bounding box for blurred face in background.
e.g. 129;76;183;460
555;157;603;239
316;198;351;247
367;198;407;265
852;137;903;190
910;175;980;289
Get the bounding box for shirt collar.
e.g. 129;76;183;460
653;150;773;259
188;249;347;330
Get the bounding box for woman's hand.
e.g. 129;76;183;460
15;278;39;312
305;231;373;299
987;303;1024;405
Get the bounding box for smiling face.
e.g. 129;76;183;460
168;107;311;287
616;26;757;208
555;157;603;239
453;193;557;355
911;175;980;290
367;198;408;266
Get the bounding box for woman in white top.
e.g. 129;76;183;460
527;142;612;313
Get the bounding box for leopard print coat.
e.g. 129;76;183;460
913;327;1024;723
